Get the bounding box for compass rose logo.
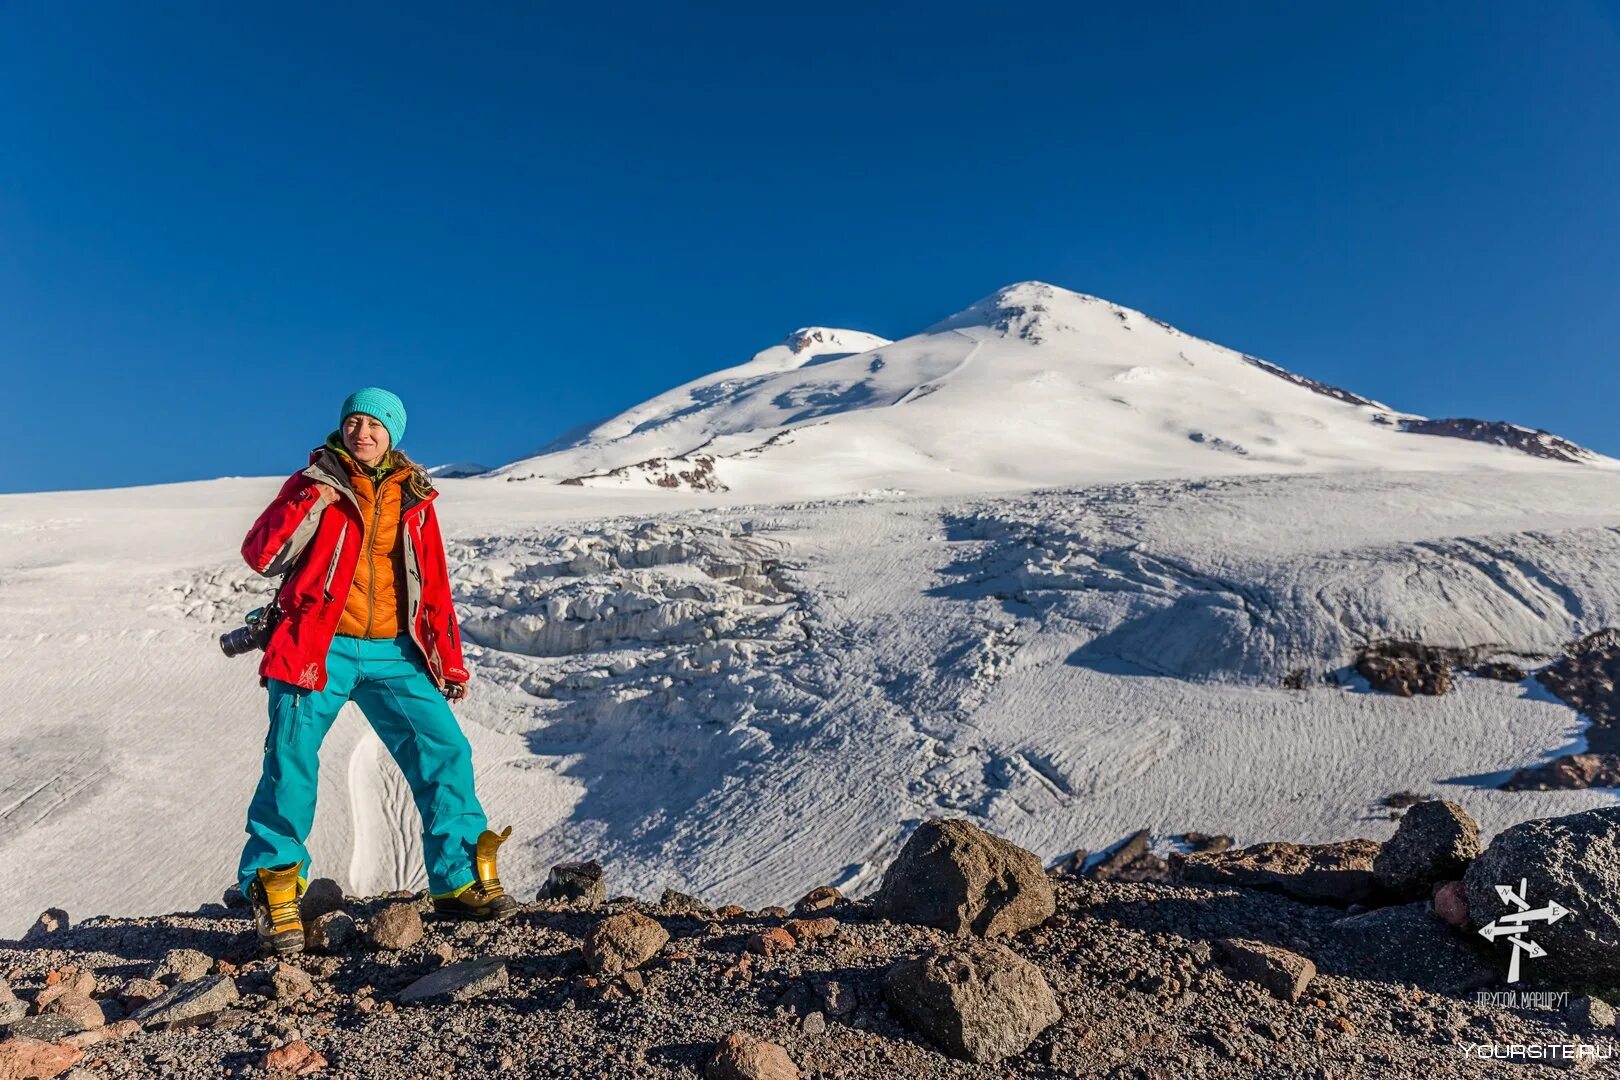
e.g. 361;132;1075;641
1476;877;1571;984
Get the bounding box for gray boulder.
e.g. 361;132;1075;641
1465;807;1620;983
150;948;213;984
128;974;239;1030
883;939;1060;1063
1373;800;1480;899
873;819;1055;938
397;958;509;1004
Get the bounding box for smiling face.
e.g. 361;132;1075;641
341;413;391;467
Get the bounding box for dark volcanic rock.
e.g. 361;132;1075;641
299;878;345;921
22;909;69;941
1373;799;1480;899
659;889;709;915
1503;753;1620;791
1535;628;1620;728
1392;416;1597;463
1465;807;1620;983
4;1012;88;1041
1329;903;1495;995
1174;839;1381;905
1472;661;1528;683
883;939;1060;1063
307;910;359;953
1568;995;1617;1032
1088;830;1169;883
1356;649;1451;697
873;819;1055;937
538;861;606;906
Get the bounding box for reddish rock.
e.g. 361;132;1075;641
0;1037;83;1079
714;905;746;919
746;928;797;956
784;918;837;944
1432;881;1470;928
263;1039;328;1075
793;886;843;914
583;911;669;975
704;1031;800;1080
1504;753;1620;791
39;992;102;1031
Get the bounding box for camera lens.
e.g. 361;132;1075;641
220;625;261;658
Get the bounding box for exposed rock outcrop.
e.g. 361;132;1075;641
1503;753;1620;791
872;819;1055;937
1174;839;1381;905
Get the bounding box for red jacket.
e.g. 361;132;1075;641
241;445;470;692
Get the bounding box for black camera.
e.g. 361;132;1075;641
220;605;280;658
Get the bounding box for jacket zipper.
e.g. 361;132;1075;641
362;481;387;637
322;522;348;602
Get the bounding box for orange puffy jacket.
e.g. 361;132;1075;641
332;451;410;639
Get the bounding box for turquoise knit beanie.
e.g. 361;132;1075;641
339;387;407;450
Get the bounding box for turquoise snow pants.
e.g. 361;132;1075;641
237;633;487;898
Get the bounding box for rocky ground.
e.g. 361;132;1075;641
4;807;1620;1080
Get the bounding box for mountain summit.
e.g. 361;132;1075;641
488;282;1606;495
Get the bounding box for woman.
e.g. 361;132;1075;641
237;387;516;955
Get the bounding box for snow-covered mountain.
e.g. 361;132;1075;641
490;282;1608;495
2;281;1617;931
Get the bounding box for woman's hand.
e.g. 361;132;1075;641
313;482;342;506
443;681;468;703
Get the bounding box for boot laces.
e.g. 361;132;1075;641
480;876;505;900
268;894;301;928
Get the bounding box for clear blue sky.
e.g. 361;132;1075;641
4;2;1617;493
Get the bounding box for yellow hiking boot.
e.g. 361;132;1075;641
247;862;306;956
432;827;519;922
